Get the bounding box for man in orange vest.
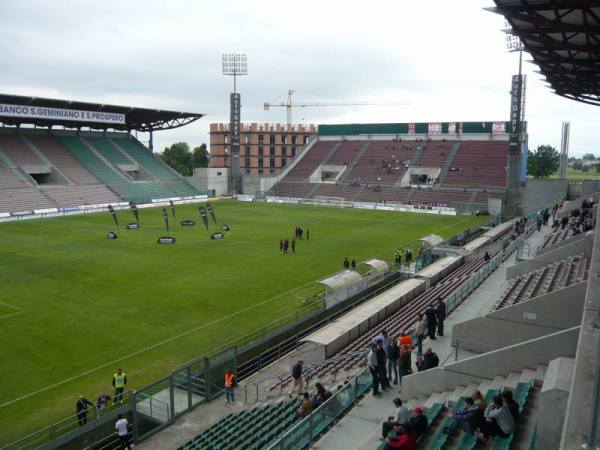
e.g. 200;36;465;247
224;370;235;404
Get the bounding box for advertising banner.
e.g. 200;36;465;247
108;205;119;227
206;204;217;224
0;103;125;124
509;74;524;154
230;93;241;149
169;200;176;221
129;201;139;225
198;206;209;230
162;207;170;232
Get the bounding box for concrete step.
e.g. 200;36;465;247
504;371;522;389
519;368;538;383
492;375;507;388
447;385;468;406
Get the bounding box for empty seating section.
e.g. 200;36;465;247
26;135;98;184
0;135;43;166
269;182;319;198
285;141;337;179
443;141;507;188
56;136;125;184
349;141;417;184
112;137;178;180
272;257;490;391
0;188;56;212
165;180;201;197
355;185;407;203
326;141;363;165
409;189;471;206
84;137;131;165
416;141;455;166
177;398;302;450
42;185;119;208
494;255;589;310
313;183;362;200
0;161;29;189
112;182;175;204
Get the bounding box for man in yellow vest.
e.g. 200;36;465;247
112;368;127;404
224;370;235;404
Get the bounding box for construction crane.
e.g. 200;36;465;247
264;90;408;125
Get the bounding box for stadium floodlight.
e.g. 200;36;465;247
504;22;524;75
222;53;247;93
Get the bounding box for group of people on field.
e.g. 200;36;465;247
393;248;414;266
343;257;357;271
279;226;310;254
75;368;131;448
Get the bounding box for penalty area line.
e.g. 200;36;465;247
0;300;25;320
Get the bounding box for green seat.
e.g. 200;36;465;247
456;433;478;450
490;433;514;450
426;403;444;423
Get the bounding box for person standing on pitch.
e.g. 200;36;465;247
306;229;310;240
283;239;289;254
280;239;283;253
112;368;127;404
343;257;350;270
291;239;296;254
351;259;357;271
224;370;235;404
76;395;94;426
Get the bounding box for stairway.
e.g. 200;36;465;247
80;138;132;181
321;142;342;165
411;142;427;165
20;136;73;185
0;151;33;186
438;142;461;184
342;143;371;181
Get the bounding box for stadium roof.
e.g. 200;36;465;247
490;1;600;106
0;94;204;132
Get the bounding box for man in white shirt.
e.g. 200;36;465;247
381;398;410;439
115;414;131;449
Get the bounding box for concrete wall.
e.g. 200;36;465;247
538;357;575;450
451;282;586;353
242;175;260;196
522;179;568;215
581;181;600;199
507;237;592;279
188;168;228;196
403;326;580;399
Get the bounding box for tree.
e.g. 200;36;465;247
160;142;192;176
527;145;560;178
573;160;583;171
582;153;596;161
582;165;590;173
192;144;209;168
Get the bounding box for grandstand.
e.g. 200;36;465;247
0;94;205;215
263;122;510;213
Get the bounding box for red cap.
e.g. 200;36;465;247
414;407;423;415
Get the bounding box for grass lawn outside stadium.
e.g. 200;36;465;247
0;200;489;444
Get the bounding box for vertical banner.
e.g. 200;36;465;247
198;206;209;230
129;201;139;225
508;74;523;154
230;93;241;149
169;200;176;221
108;205;119;228
162;207;169;232
206;204;217;224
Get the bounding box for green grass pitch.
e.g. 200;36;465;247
0;200;489;443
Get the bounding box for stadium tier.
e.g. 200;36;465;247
267;137;508;210
0;131;202;213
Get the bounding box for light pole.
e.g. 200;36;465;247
222;53;247;194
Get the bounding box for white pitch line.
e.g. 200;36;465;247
0;300;24;320
0;215;477;408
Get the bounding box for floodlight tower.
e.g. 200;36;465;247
222;53;247;194
504;23;527;216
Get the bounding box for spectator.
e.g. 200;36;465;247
435;298;446;337
443;397;481;436
472;390;487;411
76;395;94;427
115;414;131;449
414;314;425;356
501;389;520;424
343;257;350;270
481;395;515;439
224;370;235;404
536;213;543;231
387;339;400;385
376;339;391;390
298;392;314;418
398;330;413;351
381;398;410;439
409;407;428;438
484;251;490;262
312;382;332;408
424;304;437;340
398;345;412;384
289;360;304;397
367;344;381;396
422;348;439;370
382;424;416;450
406;248;413;263
96;393;111;417
373;330;393;352
112;368;127;405
351;258;357;270
415;356;425;372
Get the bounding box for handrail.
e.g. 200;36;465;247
244;349;368;403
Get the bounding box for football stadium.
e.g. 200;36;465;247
1;1;600;450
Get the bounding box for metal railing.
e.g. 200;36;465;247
243;349;369;403
266;366;372;450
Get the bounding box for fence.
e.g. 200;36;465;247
266;366;373;450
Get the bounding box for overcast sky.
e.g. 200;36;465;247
1;0;597;156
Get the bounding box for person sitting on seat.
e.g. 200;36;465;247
443;397;482;436
501;389;520;423
381;398;410;439
382;424;417;450
297;392;314;418
481;395;515;439
422;348;439;370
409;407;428;439
311;382;332;408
